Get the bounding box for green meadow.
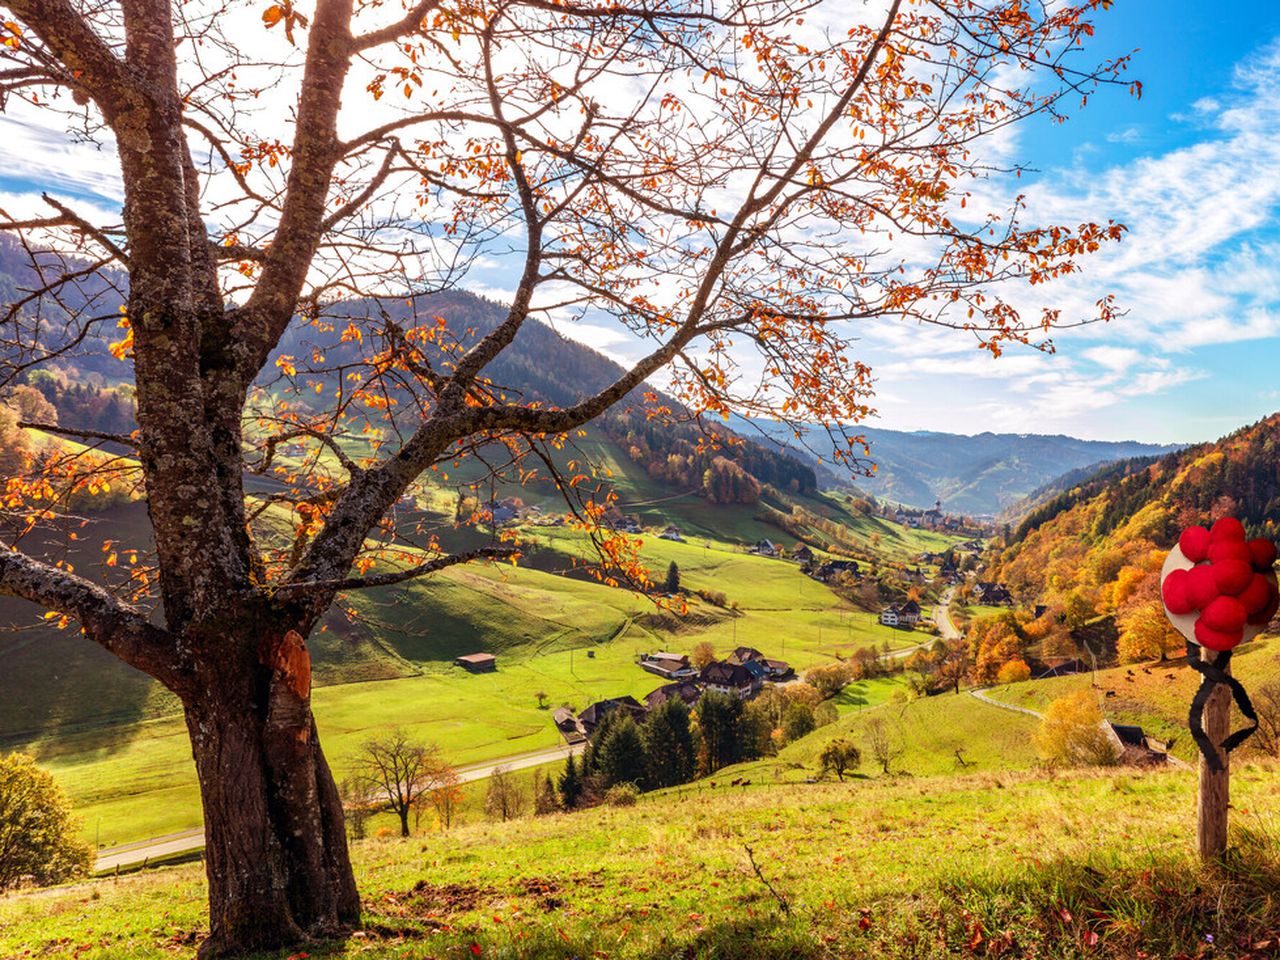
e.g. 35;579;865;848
6;508;951;848
8;688;1280;960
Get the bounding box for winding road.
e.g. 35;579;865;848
94;741;584;873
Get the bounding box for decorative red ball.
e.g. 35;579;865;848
1249;538;1278;570
1212;559;1255;596
1247;583;1280;627
1186;564;1220;609
1237;572;1274;615
1179;526;1212;562
1162;569;1194;615
1211;517;1247;542
1200;595;1247;633
1195;619;1243;652
1208;540;1253;565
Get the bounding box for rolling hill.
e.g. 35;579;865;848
985;412;1280;640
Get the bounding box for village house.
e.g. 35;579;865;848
553;706;586;744
644;681;702;711
792;544;815;564
878;599;922;629
639;651;698;680
577;696;647;737
811;559;859;583
973;581;1013;605
454;652;497;673
752;539;780;558
659;524;685;542
700;660;762;698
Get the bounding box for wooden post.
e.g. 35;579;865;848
1197;663;1232;860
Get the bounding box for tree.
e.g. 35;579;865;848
533;772;560;815
349;730;450;838
1034;691;1120;768
0;0;1131;951
0;752;93;890
557;753;584;810
664;561;681;595
695;692;744;774
338;778;375;841
484;766;526;822
864;717;904;775
690;641;717;671
428;768;463;832
642;699;696;789
819;739;862;781
534;690;549;710
996;659;1032;685
593;715;647;790
1116;600;1183;663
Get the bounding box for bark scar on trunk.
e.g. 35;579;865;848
261;629;312;740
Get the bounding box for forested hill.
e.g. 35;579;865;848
0;237;816;497
986;413;1280;627
746;418;1180;515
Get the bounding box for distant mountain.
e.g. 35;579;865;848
989;413;1280;612
742;419;1181;516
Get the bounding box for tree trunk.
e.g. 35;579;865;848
398;808;410;838
184;633;359;959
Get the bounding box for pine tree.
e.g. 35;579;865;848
557;753;583;810
695;692;744;774
664;561;680;595
642;699;696;788
594;715;647;789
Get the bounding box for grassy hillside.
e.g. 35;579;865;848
9;757;1280;959
9;520;948;847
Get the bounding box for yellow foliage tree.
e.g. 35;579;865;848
996;659;1032;684
1117;599;1184;663
1034;691;1119;768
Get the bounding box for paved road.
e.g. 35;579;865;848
934;587;961;640
94;741;584;873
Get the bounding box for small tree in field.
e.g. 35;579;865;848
865;718;905;775
428;769;464;832
350;730;451;838
0;0;1132;950
819;739;862;781
0;753;92;890
996;660;1032;685
1117;600;1184;663
484;766;526;822
534;691;549;710
1034;691;1119;768
664;562;681;595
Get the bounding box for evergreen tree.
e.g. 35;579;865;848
641;699;696;788
557;753;583;810
695;692;743;774
594;715;647;789
534;772;560;815
664;561;680;595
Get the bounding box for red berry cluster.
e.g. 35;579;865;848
1162;518;1279;651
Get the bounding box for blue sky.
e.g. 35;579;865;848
3;1;1280;445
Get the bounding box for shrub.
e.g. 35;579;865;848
604;783;640;807
0;752;92;890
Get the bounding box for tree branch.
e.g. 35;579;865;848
0;547;183;689
276;545;518;594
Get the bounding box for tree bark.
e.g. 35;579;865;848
184;629;359;959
